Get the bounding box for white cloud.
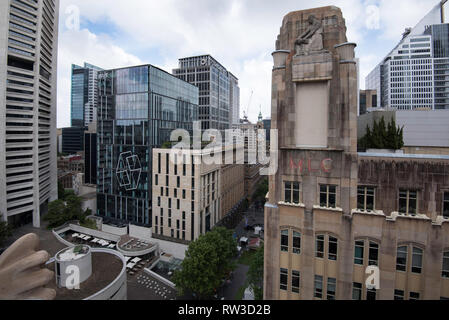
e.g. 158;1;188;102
57;0;441;125
57;28;142;128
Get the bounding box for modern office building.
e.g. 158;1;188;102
71;62;103;127
97;65;199;226
152;145;246;243
366;2;449;110
0;0;60;227
229;73;240;126
173;55;239;131
265;6;449;301
152;148;221;242
84;129;97;185
61;126;86;155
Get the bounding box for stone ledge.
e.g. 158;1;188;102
278;201;306;208
351;209;386;217
313;205;343;213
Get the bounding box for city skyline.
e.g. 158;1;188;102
56;0;447;128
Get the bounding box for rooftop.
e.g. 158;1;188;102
359;152;449;160
46;251;123;300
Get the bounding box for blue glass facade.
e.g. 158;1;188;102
71;64;87;127
97;65;199;225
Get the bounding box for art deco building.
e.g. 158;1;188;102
265;6;449;301
0;0;59;227
96;65;198;226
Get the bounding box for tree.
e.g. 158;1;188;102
0;215;12;247
43;196;92;229
358;116;404;151
247;245;264;300
173;227;237;299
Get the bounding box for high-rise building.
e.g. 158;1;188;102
84;123;97;185
0;0;60;228
229;73;240;126
366;2;449;110
173;55;239;131
359;90;378;115
71;62;103;127
97;65;199;226
61;126;86;155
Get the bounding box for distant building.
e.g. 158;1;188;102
62;126;87;155
97;65;199;226
84;123;97;185
71;63;103;127
359;90;378;115
366;3;449;110
173;55;239;131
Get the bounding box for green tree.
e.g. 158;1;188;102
0;215;12;247
359;117;404;151
247;245;264;300
173;227;237;299
43;196;92;229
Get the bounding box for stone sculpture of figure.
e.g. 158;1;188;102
295;15;323;55
0;233;55;300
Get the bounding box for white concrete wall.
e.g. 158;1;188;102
129;224;152;242
396;110;449;148
102;224;128;236
151;238;188;260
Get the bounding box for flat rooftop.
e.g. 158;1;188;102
359;152;449;160
46;252;123;300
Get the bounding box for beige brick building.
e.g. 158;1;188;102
152;146;246;243
264;6;449;301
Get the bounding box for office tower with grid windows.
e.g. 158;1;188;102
366;2;449;110
173;55;239;131
0;0;60;228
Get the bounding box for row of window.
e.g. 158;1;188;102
283;182;449;217
280;230;449;276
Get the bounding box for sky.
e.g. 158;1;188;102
56;0;443;128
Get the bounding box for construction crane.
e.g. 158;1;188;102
243;90;253;123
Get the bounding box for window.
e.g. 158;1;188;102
357;186;375;211
327;278;336;300
369;242;379;266
399;190;417;215
442;252;449;278
293;231;301;255
352;282;362;300
284;181;300;204
394;290;405;300
354;240;364;265
314;275;323;299
411;247;423;274
409;292;420;300
280;269;288;291
281;230;289;252
444;192;449;218
366;288;376;300
316;235;324;258
396;246;408;272
320;185;337;208
292;270;300;294
328;237;338;261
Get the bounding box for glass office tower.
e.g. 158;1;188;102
97;65;199;225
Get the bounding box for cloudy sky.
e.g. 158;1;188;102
57;0;443;128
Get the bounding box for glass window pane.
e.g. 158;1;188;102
412;247;423;273
314;275;323;299
329;237;338;261
396;246;408;271
355;240;364;265
316;235;324;258
281;229;289;252
293;231;301;254
352;282;362;300
369;242;379;266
